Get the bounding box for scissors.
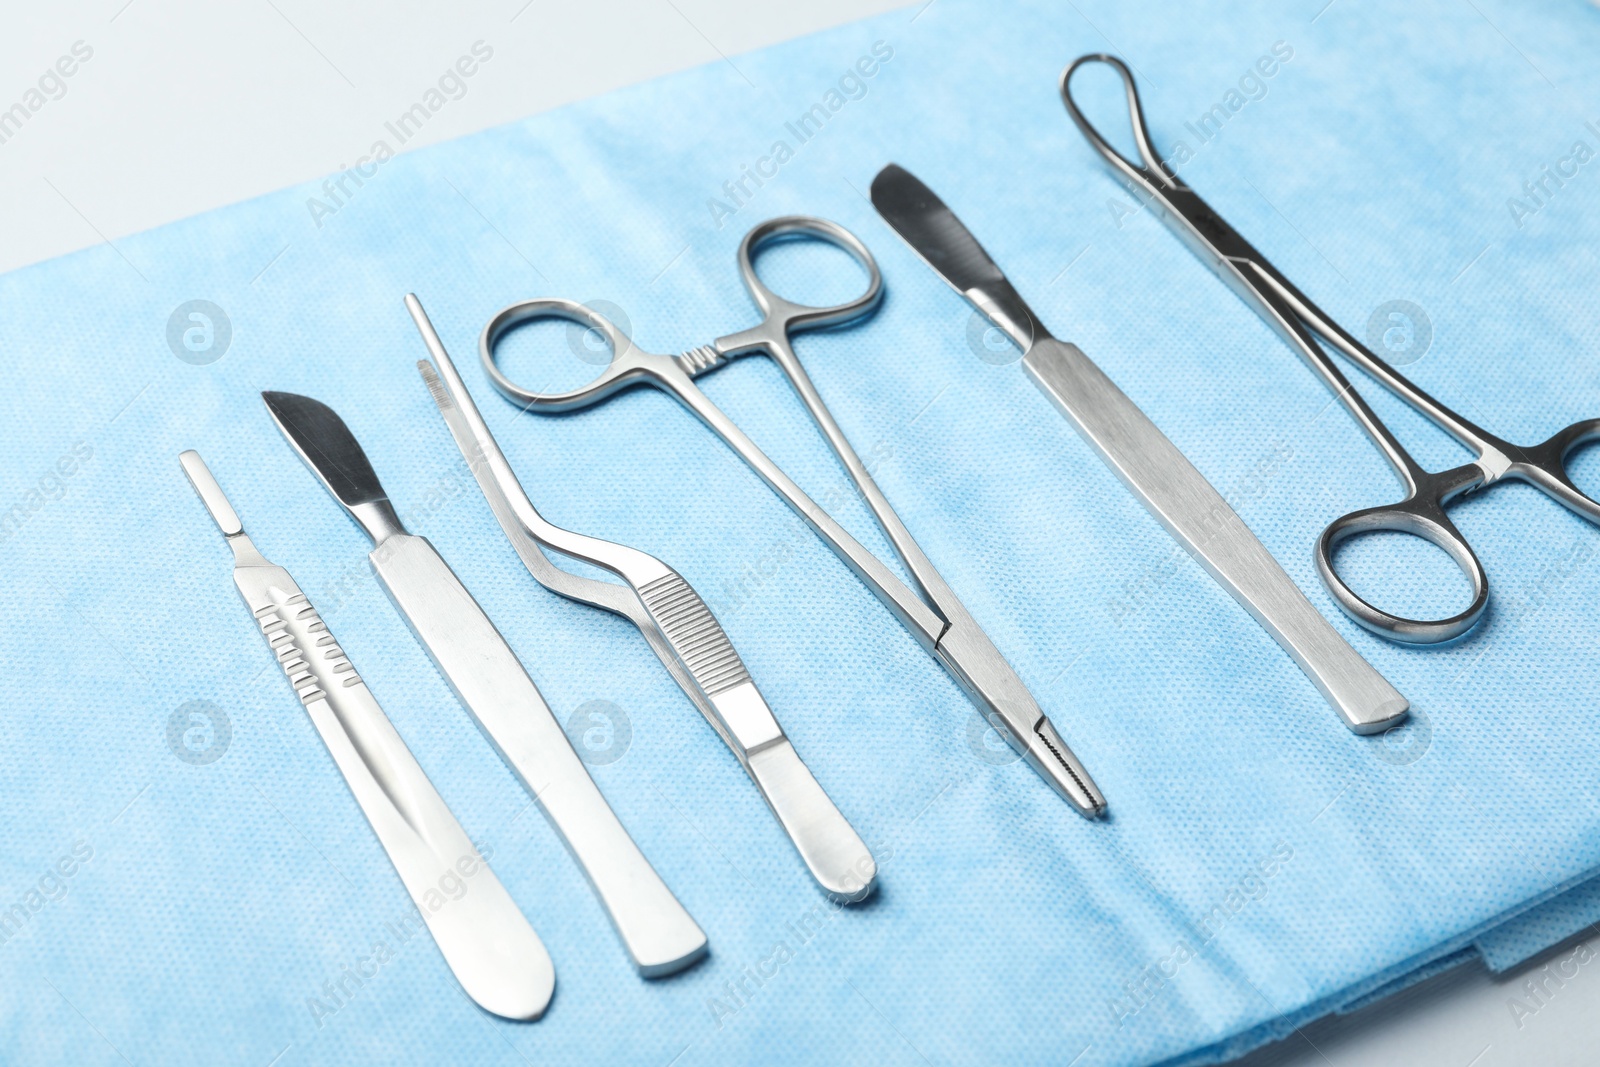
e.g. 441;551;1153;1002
476;216;1106;817
1062;54;1600;645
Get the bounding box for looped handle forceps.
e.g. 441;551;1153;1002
478;216;1107;816
1062;54;1600;644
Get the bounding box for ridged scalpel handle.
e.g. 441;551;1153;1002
181;449;553;1019
245;578;556;1018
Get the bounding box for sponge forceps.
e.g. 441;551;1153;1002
1063;55;1600;644
478;216;1106;816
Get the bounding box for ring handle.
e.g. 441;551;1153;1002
1315;484;1489;645
1515;417;1600;525
735;216;884;335
1059;54;1176;191
480;298;656;412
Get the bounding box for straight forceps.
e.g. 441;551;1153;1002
477;216;1106;816
1063;55;1600;644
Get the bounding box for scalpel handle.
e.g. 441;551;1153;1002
371;532;708;977
1023;339;1409;733
180;450;552;1019
241;572;556;1018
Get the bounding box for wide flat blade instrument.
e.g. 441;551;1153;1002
870;164;1408;734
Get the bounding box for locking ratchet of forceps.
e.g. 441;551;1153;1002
1062;55;1600;644
476;216;1106;817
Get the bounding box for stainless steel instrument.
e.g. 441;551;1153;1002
869;164;1408;735
179;449;554;1019
472;216;1107;817
405;293;877;903
261;393;708;978
1061;54;1600;644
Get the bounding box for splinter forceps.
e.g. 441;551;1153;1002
476;216;1106;816
1063;55;1600;644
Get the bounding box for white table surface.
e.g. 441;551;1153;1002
3;1;1596;1063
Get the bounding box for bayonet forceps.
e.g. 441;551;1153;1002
406;294;876;902
1063;55;1600;644
475;216;1106;816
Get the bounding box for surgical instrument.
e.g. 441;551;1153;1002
475;216;1106;816
1061;54;1600;644
870;163;1408;734
263;392;708;977
405;293;877;902
179;449;554;1019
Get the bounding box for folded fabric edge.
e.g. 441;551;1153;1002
1149;864;1600;1064
1151;946;1480;1067
1334;946;1480;1015
1475;869;1600;973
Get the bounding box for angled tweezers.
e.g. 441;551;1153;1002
405;294;876;902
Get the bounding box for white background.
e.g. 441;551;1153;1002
3;1;1597;1064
